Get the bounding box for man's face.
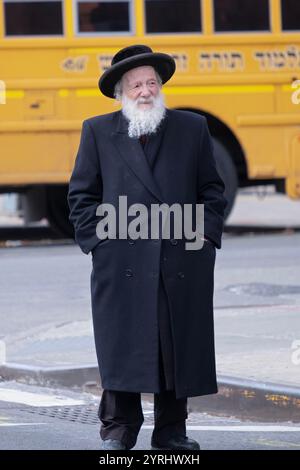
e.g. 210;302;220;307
122;66;160;110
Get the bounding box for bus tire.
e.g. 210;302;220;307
212;137;238;219
46;185;74;238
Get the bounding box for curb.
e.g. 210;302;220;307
1;363;300;422
189;376;300;423
0;363;100;388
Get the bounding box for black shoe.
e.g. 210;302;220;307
101;439;127;450
151;436;200;450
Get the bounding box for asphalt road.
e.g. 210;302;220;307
0;382;299;451
0;231;299;387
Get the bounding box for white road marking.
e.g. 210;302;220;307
0;423;46;427
0;388;84;407
142;425;300;432
256;438;300;448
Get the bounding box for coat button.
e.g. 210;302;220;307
150;272;158;279
153;239;159;243
125;269;133;277
177;271;185;279
170;238;178;245
163;256;167;262
128;239;135;245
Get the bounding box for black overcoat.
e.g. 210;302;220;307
68;108;227;398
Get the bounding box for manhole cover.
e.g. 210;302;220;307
21;404;99;425
20;404;155;425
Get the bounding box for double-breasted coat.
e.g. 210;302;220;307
68;108;227;399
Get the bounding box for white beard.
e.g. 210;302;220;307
121;92;166;138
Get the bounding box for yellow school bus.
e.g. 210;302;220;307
0;0;299;236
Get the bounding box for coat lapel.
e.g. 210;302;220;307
111;110;169;203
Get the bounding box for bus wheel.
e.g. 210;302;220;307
212;138;238;219
45;185;74;238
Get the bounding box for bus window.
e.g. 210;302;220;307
213;0;270;32
76;0;132;34
281;0;300;31
4;0;64;36
145;0;202;34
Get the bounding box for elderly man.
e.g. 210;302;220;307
68;45;227;451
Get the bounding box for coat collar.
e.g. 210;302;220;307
111;109;169;203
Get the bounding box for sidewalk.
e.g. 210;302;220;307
226;187;300;228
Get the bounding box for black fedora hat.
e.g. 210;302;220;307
98;44;176;99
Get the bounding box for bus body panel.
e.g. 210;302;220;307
0;0;299;200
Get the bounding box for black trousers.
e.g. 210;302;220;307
99;388;187;450
98;272;187;450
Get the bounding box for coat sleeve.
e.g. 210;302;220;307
67;120;103;254
197;117;228;249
